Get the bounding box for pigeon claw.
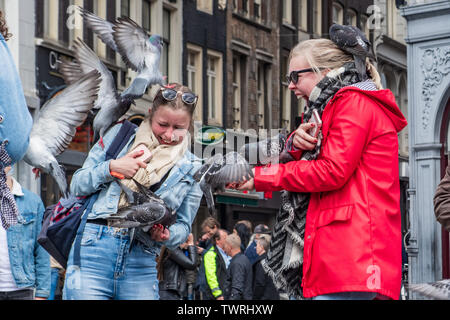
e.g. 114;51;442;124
99;136;105;149
32;168;41;179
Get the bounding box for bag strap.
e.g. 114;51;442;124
73;120;138;268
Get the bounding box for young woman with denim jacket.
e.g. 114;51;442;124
63;84;203;300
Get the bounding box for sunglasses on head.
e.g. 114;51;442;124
286;67;326;84
161;87;198;105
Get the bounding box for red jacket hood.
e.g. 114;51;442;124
333;87;408;133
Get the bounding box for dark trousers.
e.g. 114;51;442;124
0;289;34;300
159;289;182;300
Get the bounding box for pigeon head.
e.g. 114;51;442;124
149;35;163;51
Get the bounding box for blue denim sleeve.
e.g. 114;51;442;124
34;198;51;298
164;181;203;250
70;124;121;196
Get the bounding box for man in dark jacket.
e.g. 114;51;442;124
224;233;253;300
253;237;280;300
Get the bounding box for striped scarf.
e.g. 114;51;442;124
0;141;19;229
261;62;361;299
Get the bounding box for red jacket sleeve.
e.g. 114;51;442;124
254;93;371;193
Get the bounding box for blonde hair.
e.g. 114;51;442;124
226;233;241;250
289;38;382;90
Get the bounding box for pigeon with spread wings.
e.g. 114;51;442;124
59;38;132;149
193;152;254;216
23;70;101;198
409;279;450;300
79;6;164;101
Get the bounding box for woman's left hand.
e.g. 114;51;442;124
150;225;170;242
237;178;255;191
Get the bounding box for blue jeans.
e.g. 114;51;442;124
63;223;159;300
313;292;377;300
48;268;60;300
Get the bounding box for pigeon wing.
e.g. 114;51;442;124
409;280;450;300
30;70;101;157
59;59;84;86
113;17;152;72
78;6;118;52
209;152;253;189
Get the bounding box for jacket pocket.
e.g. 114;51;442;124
316;204;354;228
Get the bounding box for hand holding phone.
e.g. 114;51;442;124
133;144;153;163
308;109;322;138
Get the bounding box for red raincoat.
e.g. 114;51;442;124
254;87;407;300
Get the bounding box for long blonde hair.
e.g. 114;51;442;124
289;39;382;89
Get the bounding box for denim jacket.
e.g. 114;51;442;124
0;33;32;166
7;179;51;298
70;122;203;250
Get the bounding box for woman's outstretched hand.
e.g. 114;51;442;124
226;168;256;191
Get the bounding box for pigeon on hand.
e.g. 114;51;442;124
193;152;254;216
59;38;133;149
240;133;294;166
23;70;101;198
329;23;376;81
107;179;177;231
79;6;165;101
409;279;450;300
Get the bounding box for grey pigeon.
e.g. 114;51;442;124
59;38;132;148
329;23;376;81
107;179;176;231
23;70;101;198
79;6;165;101
409;279;450;300
240;133;294;166
193;152;254;216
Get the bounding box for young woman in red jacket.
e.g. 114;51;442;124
236;38;407;300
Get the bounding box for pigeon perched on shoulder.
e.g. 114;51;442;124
59;38;133;149
23;70;101;198
240;133;294;166
193;152;254;216
107;179;176;231
329;23;376;81
409;279;450;300
79;6;165;101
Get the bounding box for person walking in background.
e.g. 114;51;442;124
157;234;198;300
0;166;50;300
223;233;253;300
245;224;271;265
0;10;33;230
202;229;229;300
252;236;280;300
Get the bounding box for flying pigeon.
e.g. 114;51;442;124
329;23;377;81
409;279;450;300
79;6;165;101
193;152;254;216
240;133;294;166
59;38;133;148
107;178;177;230
23;70;101;198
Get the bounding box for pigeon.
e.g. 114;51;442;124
193;152;254;216
23;70;101;198
409;279;450;300
107;179;177;230
329;23;377;81
240;133;295;166
59;38;133;148
79;6;165;101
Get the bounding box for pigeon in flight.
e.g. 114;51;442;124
59;38;133;149
240;133;294;166
329;23;376;81
409;279;450;300
193;152;254;216
79;6;165;101
107;179;177;230
23;70;101;198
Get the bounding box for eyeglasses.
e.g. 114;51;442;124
161;88;198;105
286;67;326;84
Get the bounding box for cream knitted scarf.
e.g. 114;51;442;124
118;118;189;208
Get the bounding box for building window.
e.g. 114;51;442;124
299;0;308;31
121;0;130;17
186;44;203;123
281;55;291;130
253;0;261;20
313;0;322;36
360;14;369;39
282;0;293;25
257;61;270;130
197;0;213;14
346;9;357;26
332;2;343;25
162;8;170;80
142;0;151;32
232;56;241;130
206;51;223;126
